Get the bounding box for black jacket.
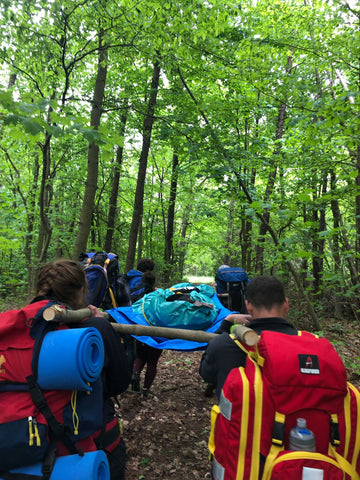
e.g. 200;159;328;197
199;317;297;400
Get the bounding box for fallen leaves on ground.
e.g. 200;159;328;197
119;350;213;479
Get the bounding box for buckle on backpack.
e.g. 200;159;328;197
330;414;340;446
272;412;285;446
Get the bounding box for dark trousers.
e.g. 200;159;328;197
133;341;162;390
107;437;126;480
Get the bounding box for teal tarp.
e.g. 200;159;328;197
131;283;218;331
107;283;234;351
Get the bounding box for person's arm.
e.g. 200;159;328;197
200;332;248;399
216;313;252;334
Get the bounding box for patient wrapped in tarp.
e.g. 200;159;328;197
108;283;234;351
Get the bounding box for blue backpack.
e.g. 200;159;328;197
125;269;146;302
79;252;131;309
215;266;249;313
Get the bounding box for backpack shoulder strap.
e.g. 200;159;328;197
230;333;254;355
27;304;83;480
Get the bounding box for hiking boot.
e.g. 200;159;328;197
142;388;150;399
204;383;215;398
131;372;140;392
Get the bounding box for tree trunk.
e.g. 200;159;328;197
125;60;161;272
104;107;128;252
177;202;193;280
72;30;107;260
254;55;292;272
330;170;343;318
222;199;235;266
36;122;54;264
163;152;179;284
312;174;327;296
356;144;360;272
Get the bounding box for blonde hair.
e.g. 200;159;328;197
36;259;87;309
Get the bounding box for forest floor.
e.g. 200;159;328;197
118;318;360;480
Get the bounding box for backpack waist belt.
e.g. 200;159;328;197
94;417;121;453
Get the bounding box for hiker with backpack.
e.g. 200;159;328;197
129;261;163;398
79;251;132;309
126;258;156;302
200;275;360;480
200;275;296;400
0;259;131;480
215;264;250;313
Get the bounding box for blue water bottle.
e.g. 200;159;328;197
289;418;316;452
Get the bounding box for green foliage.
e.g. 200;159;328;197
0;0;359;319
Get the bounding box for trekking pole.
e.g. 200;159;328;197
42;304;258;346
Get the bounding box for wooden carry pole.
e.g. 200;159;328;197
42;304;260;346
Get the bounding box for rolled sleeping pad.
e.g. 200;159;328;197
2;450;109;480
37;327;105;391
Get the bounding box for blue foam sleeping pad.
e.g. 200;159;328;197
37;327;104;391
3;451;109;480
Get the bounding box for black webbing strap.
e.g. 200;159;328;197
40;441;57;480
24;303;83;480
0;473;42;480
94;418;121;451
271;413;285;447
330;415;341;447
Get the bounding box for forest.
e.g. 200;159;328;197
0;0;360;330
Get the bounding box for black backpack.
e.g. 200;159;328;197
215;266;249;313
79;252;131;309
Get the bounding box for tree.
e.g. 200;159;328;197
125;60;161;272
73;29;108;260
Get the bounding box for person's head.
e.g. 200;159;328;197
136;258;155;273
35;259;87;309
142;271;156;293
245;275;289;318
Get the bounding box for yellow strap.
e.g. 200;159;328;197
262;412;286;480
343;387;352;460
329;444;360;480
28;417;34;446
235;368;251;480
142;298;152;325
263;446;360;480
117;417;123;435
262;443;284;480
109;287;117;308
265;450;358;479
33;420;41;446
348;383;360;469
71;390;79;435
247;357;263;480
232;335;252;354
209;404;220;455
248;345;265;367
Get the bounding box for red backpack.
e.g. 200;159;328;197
209;330;360;480
0;301;103;478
